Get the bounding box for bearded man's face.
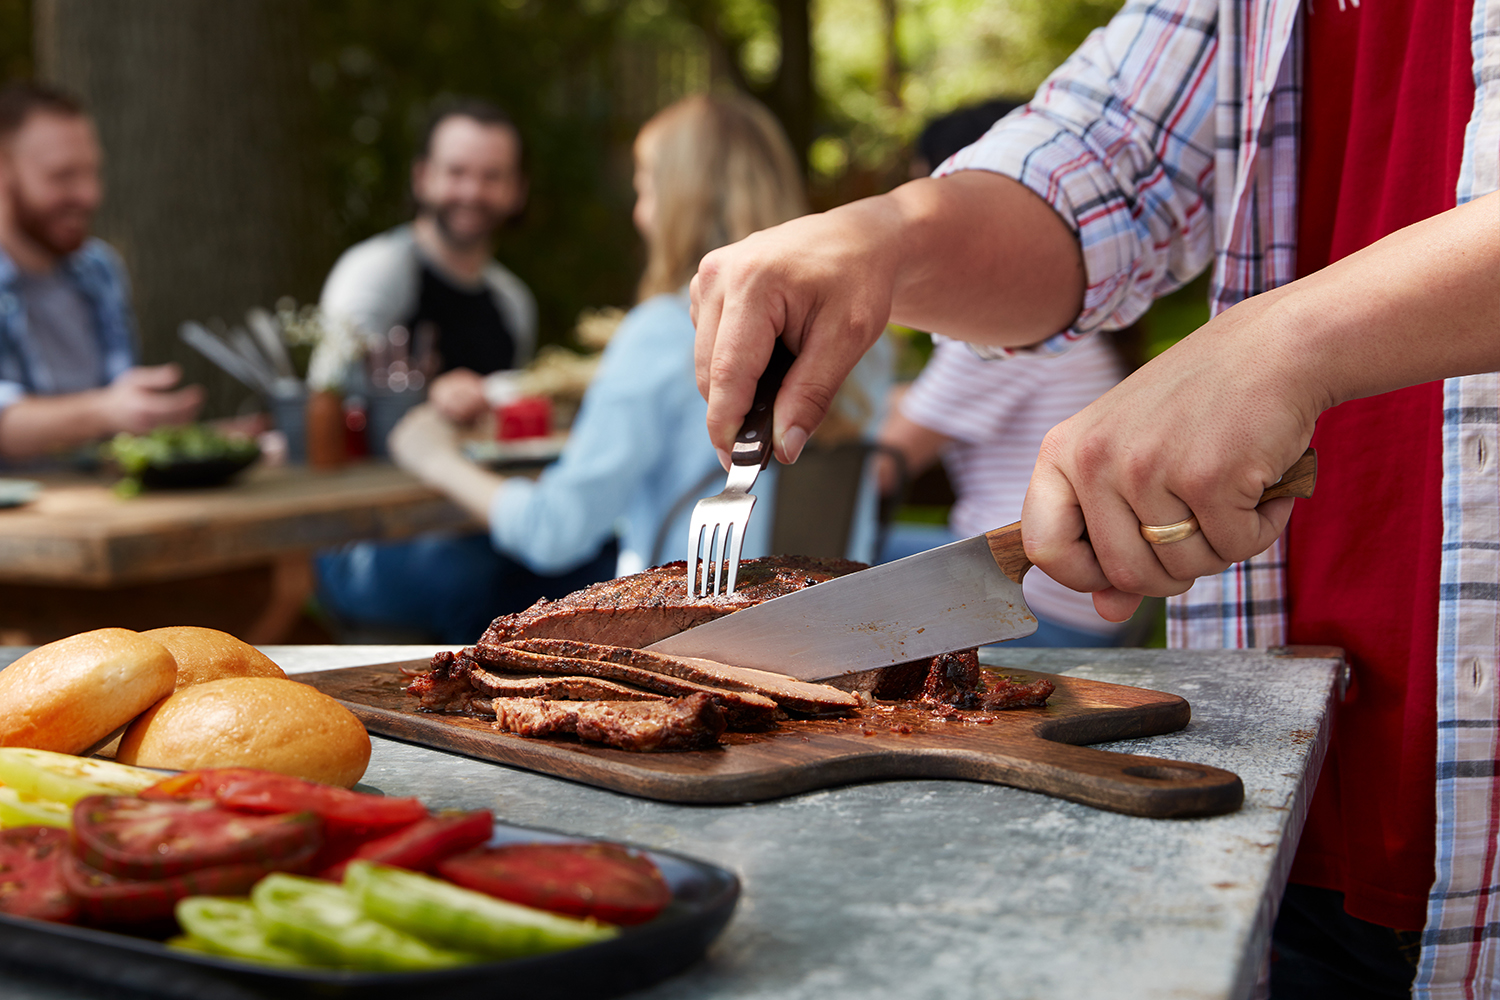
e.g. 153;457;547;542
1;112;102;258
411;116;525;250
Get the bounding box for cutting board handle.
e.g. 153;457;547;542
983;447;1318;585
1011;740;1245;817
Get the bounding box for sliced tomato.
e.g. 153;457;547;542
318;810;493;882
145;769;425;833
437;842;672;926
63;840;319;926
0;826;78;923
73;795;323;881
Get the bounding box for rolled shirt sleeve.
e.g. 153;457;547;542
935;0;1220;356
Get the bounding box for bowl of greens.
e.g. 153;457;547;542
107;425;261;495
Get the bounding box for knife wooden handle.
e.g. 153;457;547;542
983;447;1318;585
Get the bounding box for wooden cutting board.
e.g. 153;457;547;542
300;661;1243;818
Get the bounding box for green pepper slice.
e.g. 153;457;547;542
251;873;477;971
344;861;618;960
172;896;316;968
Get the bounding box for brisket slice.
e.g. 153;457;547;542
492;693;726;752
469;643;778;729
466;669;664;703
479;555;867;649
502;638;859;715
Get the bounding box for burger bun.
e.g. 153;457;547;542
141;626;286;689
117;677;371;788
0;628;176;754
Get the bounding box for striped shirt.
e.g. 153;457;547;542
901;334;1126;634
934;0;1500;993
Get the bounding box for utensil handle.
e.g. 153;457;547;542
731;339;797;469
984;447;1319;584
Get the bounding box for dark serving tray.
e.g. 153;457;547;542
0;820;739;1000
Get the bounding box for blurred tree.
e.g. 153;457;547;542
0;0;30;84
34;0;325;415
16;0;1156;406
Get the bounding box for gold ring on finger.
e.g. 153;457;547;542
1140;515;1200;545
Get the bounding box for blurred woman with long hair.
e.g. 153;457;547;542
348;94;887;640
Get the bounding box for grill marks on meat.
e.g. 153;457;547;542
504;638;860;715
479;556;866;649
493;693;726;752
469;643;779;729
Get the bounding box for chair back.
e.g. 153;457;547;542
769;442;872;557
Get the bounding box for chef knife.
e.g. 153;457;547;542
647;448;1317;681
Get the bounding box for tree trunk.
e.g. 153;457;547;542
34;0;325;415
769;0;813;172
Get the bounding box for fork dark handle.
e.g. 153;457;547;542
731;339;797;468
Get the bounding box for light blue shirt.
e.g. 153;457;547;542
490;293;890;576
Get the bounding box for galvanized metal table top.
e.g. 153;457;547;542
0;644;1340;1000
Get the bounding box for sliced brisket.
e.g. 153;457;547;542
502;638;859;715
479;555;867;649
466;669;664;703
492;693;726;752
469;643;779;729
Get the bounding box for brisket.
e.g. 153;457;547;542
479;555;867;649
466;669;664;703
469;643;779;729
407;650;487;713
492;693;726;752
502;638;859;715
979;675;1056;710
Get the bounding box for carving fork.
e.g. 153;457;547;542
688;339;797;597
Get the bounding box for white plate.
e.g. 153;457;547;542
0;478;41;508
463;432;568;468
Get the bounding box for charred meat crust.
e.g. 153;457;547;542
469;643;779;729
407;650;486;713
492;693;726;752
503;638;859;715
479;556;868;649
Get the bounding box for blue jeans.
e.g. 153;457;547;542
315;533;618;645
877;522;1120;649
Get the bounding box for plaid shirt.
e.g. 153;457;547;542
938;0;1500;993
0;237;138;412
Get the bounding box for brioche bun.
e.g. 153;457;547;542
141;626;286;689
117;677;370;788
0;628;177;754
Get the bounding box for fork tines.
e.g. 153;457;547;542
688;463;759;598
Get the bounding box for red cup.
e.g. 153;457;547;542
497;396;552;441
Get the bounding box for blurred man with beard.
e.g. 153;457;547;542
315;99;615;643
319;98;536;425
0;83;201;461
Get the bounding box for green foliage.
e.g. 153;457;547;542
812;0;1124;186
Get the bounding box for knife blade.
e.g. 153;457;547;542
647;448;1318;681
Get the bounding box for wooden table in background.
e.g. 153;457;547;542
0;462;477;644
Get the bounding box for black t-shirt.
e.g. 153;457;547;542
406;262;516;375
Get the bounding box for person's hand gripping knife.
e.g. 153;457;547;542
692;172;1500;620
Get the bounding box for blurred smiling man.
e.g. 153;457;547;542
0;82;201;461
319;98;536;424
